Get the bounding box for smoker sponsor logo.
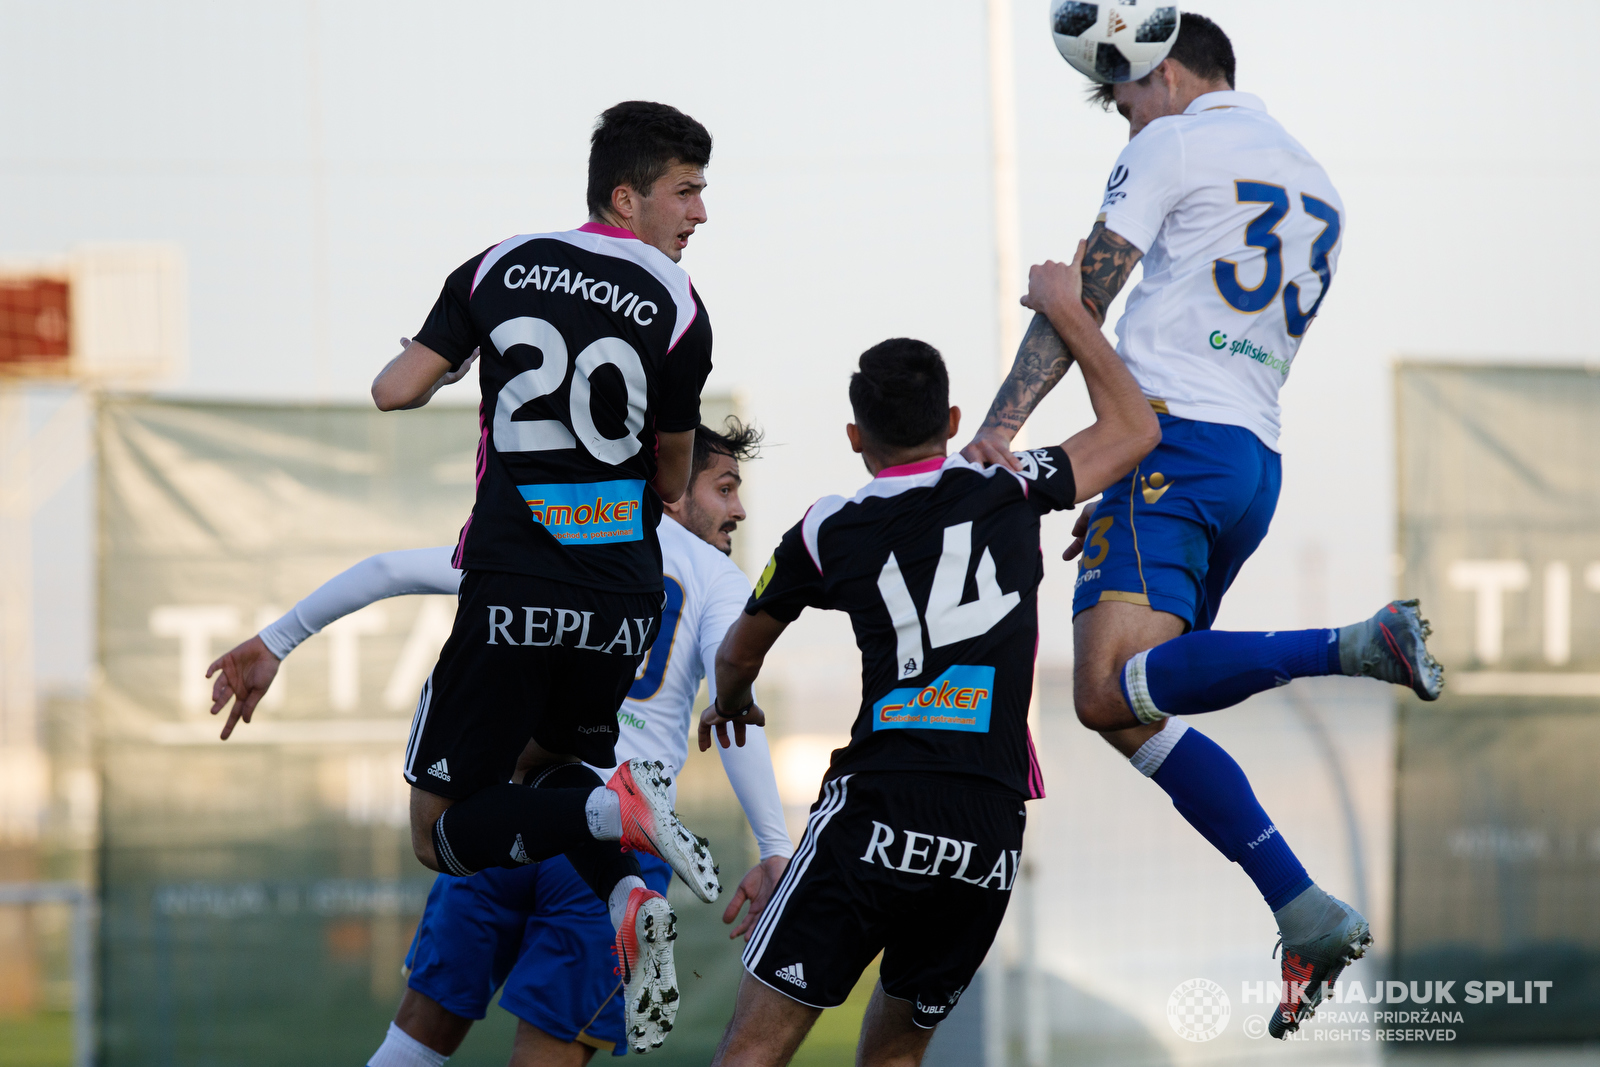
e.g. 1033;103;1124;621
518;478;646;544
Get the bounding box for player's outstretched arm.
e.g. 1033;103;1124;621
206;547;461;739
701;610;787;751
1078;221;1143;325
964;314;1075;469
206;636;281;740
962;222;1144;470
371;338;469;411
1034;241;1160;502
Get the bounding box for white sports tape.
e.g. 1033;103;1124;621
1122;648;1169;725
1129;718;1190;778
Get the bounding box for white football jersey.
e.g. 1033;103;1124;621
1098;90;1344;451
260;517;791;859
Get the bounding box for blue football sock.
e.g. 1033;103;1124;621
1123;628;1341;719
1150;727;1312;910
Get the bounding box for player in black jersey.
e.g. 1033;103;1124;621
368;103;723;936
700;242;1160;1066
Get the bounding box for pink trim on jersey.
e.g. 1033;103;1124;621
577;221;640;240
452;406;491;570
1025;622;1046;797
570;223;698;353
1026;728;1046;800
876;455;947;479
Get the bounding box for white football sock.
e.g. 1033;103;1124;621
368;1021;448;1067
586;786;622;841
608;875;648;930
1129;718;1190;777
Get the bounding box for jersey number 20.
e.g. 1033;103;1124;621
1213;180;1342;338
489;316;648;464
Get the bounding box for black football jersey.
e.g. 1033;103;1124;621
746;447;1076;798
415;223;713;593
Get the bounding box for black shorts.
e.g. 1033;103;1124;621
742;772;1026;1028
404;570;660;798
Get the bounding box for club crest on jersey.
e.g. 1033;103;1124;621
518;479;645;544
1011;449;1059;482
872;665;995;733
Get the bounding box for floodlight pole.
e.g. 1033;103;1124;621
989;0;1024;416
984;4;1049;1066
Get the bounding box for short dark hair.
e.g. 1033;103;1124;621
1089;12;1235;110
691;416;762;483
848;339;950;450
587;101;713;219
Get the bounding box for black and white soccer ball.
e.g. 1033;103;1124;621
1049;1;1180;84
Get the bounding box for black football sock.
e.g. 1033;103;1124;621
528;763;643;910
431;783;592;877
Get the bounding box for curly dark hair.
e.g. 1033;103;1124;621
691;417;762;482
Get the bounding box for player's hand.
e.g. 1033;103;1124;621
1020;240;1090;323
205;635;282;740
1063;499;1100;561
697;700;766;752
959;428;1021;472
722;855;789;940
435;345;479;388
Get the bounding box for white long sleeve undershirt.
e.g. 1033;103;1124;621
257;547;461;659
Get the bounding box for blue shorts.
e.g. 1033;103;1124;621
1070;414;1281;632
404;854;672;1056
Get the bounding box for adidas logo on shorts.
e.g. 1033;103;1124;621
427;758;451;782
774;963;807;989
510;834;529;864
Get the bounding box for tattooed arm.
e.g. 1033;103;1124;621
961;222;1144;469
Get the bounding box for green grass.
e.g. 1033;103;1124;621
789;956;881;1067
0;1012;73;1067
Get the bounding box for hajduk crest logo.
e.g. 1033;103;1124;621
1168;978;1231;1042
872;665;995;733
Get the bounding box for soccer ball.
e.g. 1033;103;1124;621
1049;1;1180;84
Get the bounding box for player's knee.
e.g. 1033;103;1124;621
1073;672;1135;732
410;821;443;873
409;788;451;873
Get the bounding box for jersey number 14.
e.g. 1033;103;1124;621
876;522;1020;681
1213;180;1342;338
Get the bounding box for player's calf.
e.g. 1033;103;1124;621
1107;599;1444;724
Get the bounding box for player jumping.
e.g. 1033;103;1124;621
207;422;791;1060
701;242;1160;1066
961;14;1443;1037
367;98;721;1020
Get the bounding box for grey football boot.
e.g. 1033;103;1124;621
1338;599;1443;700
1269;895;1372;1038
